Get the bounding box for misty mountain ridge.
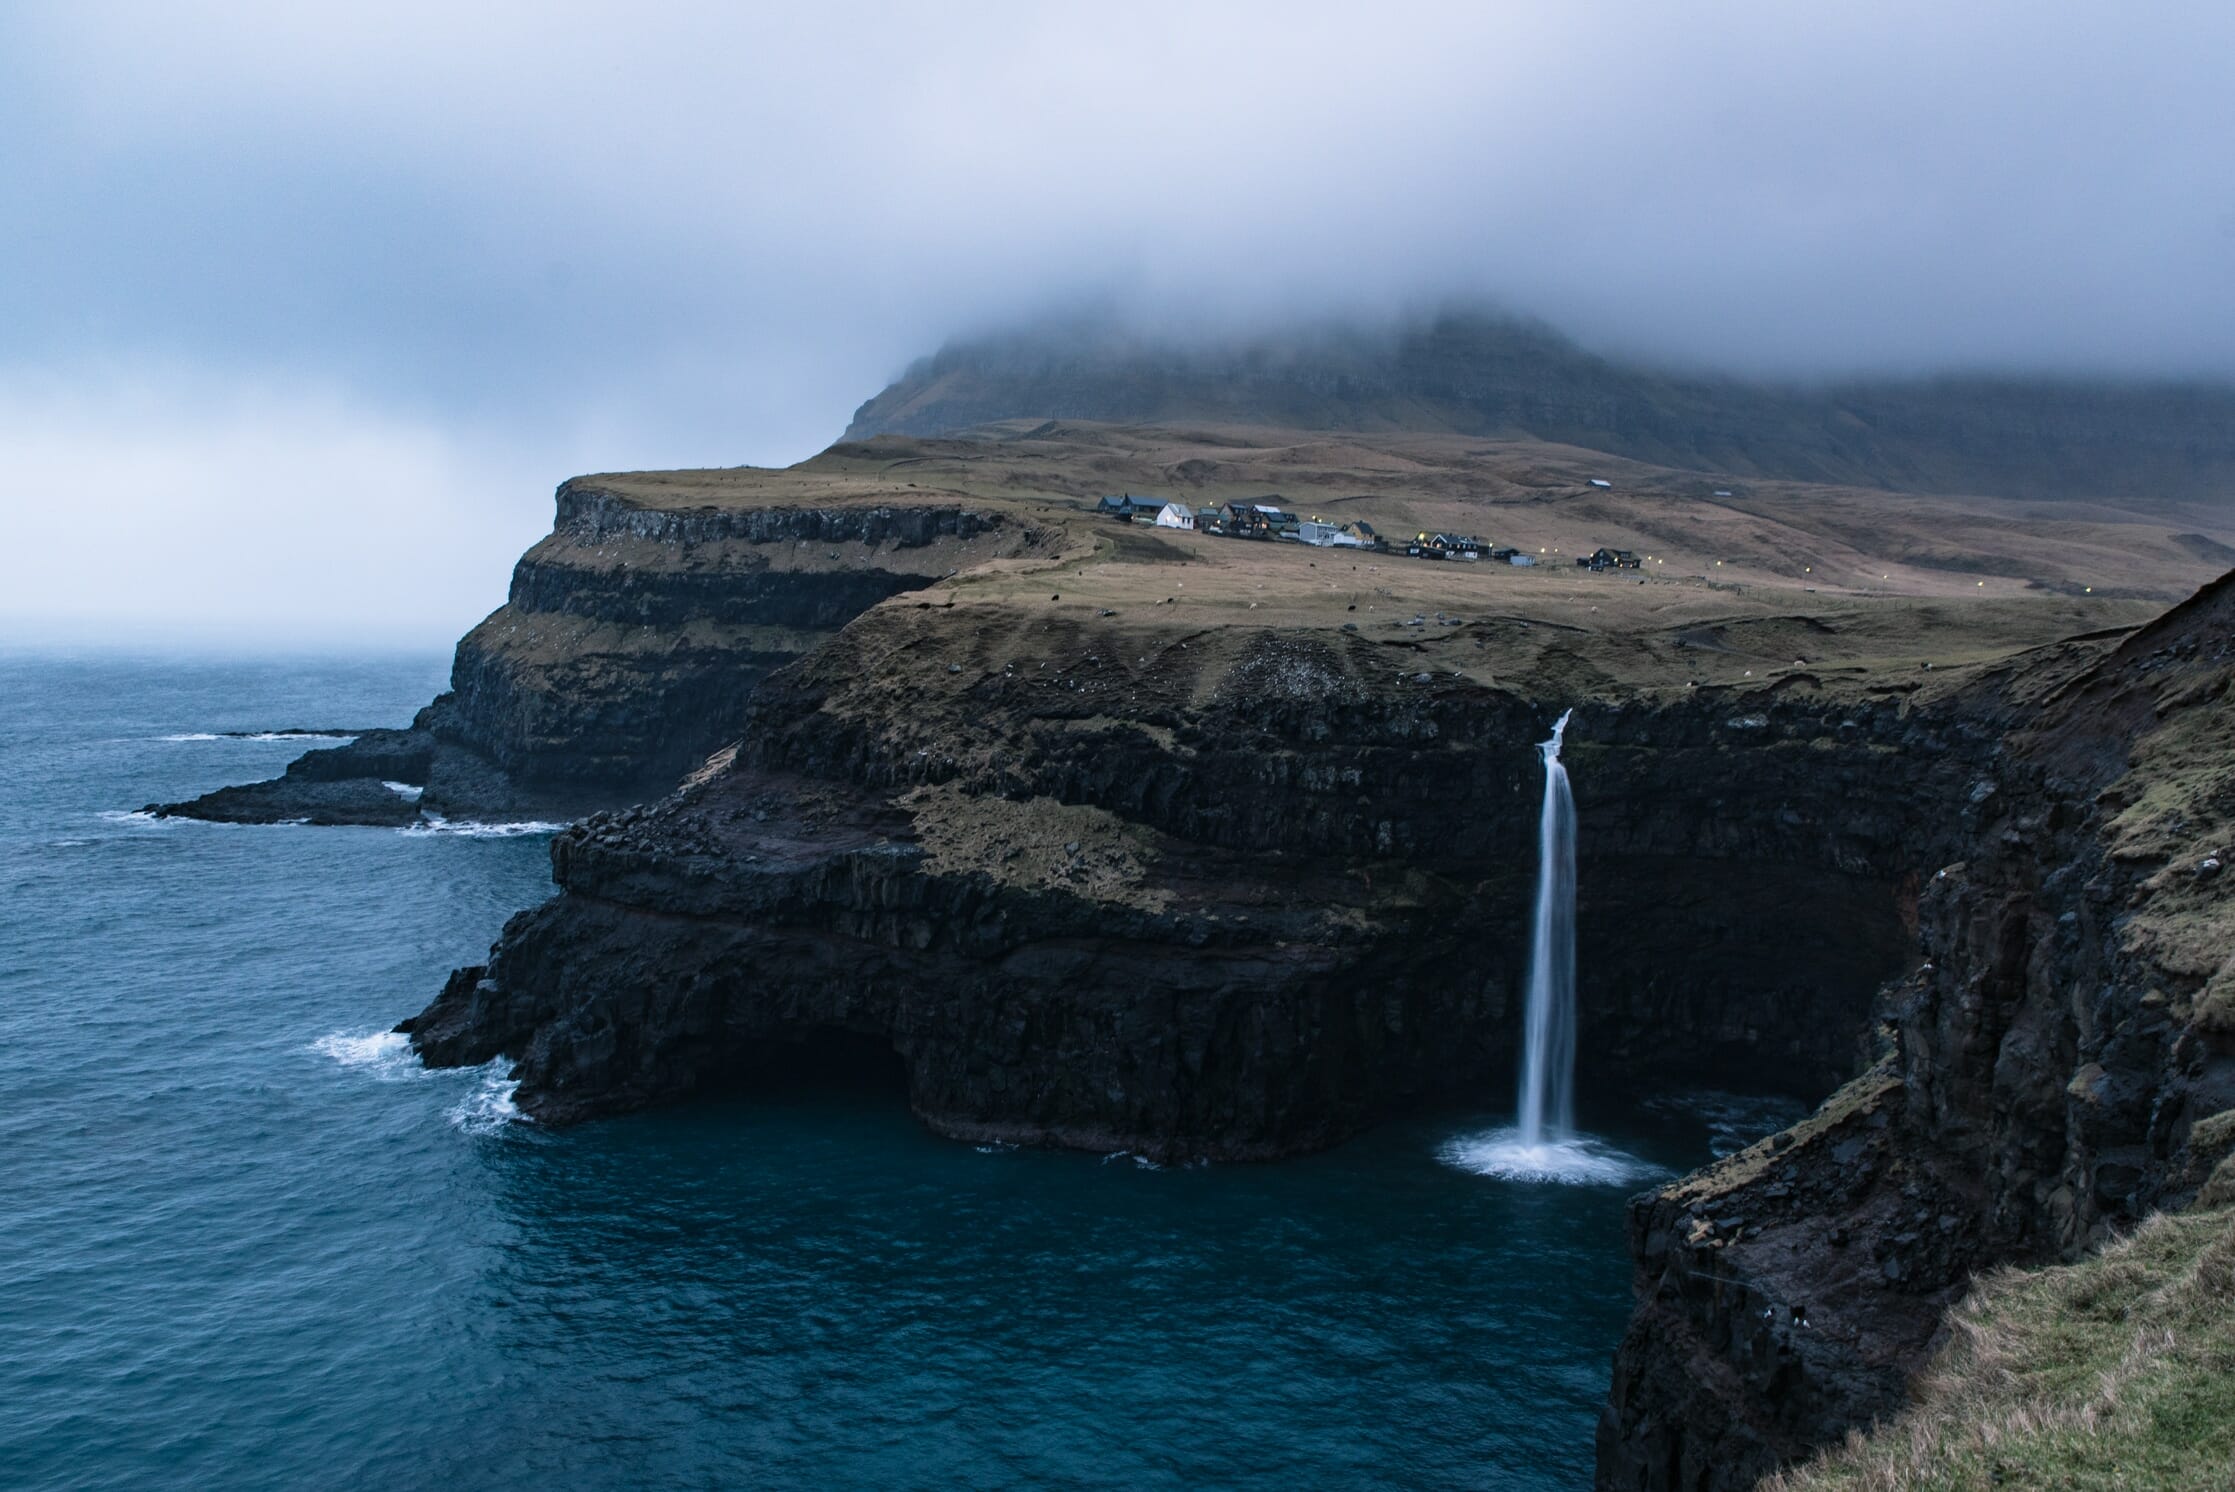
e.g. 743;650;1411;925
846;312;2235;506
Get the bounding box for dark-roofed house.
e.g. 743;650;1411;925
1221;502;1274;538
1579;547;1642;571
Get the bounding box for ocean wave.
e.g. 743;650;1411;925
310;1028;422;1082
447;1066;524;1135
381;781;425;801
1437;1127;1668;1187
152;730;357;744
400;816;564;839
315;1032;528;1136
96;809;161;825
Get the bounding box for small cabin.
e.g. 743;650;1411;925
1588;478;1613;489
1407;532;1486;560
1579;547;1642;571
1255;506;1299;539
1154;502;1195;530
1508;552;1537;567
1221;502;1274;538
1297;518;1375;549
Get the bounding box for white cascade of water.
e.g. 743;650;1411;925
1438;707;1658;1184
1516;708;1576;1147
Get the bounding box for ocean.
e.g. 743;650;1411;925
0;651;1797;1490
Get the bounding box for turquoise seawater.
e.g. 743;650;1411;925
0;651;1796;1490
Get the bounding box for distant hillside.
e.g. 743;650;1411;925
845;314;2235;506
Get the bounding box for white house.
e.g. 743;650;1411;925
1588;478;1612;489
1154;502;1195;530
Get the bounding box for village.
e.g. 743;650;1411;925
1094;492;1644;572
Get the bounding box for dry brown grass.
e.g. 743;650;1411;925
579;421;2232;605
1765;1178;2235;1491
539;421;2226;708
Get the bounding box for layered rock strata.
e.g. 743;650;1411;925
402;601;2019;1154
399;543;2229;1487
154;481;1028;824
1596;573;2235;1490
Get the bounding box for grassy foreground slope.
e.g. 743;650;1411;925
1769;1151;2235;1492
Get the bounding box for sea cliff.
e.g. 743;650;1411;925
167;424;2233;1486
1596;574;2234;1489
153;476;1034;824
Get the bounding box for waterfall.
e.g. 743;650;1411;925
1516;708;1576;1148
1439;706;1652;1184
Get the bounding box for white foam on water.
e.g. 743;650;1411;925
1437;1126;1667;1187
447;1065;524;1135
315;1033;527;1135
401;816;564;839
152;730;357;743
96;809;161;825
310;1028;423;1082
381;781;425;801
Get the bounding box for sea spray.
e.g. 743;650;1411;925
1517;708;1577;1147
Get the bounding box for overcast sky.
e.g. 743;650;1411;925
6;1;2232;646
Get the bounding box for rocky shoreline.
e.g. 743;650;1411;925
150;478;1034;826
407;554;2225;1489
166;431;2232;1488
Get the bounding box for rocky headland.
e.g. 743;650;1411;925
152;472;1038;825
174;416;2233;1486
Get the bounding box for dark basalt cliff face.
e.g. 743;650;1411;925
153;481;1030;825
396;548;2232;1489
253;437;2228;1488
402;606;2021;1157
1596;574;2235;1490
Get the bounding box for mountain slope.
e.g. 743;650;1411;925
846;314;2235;508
